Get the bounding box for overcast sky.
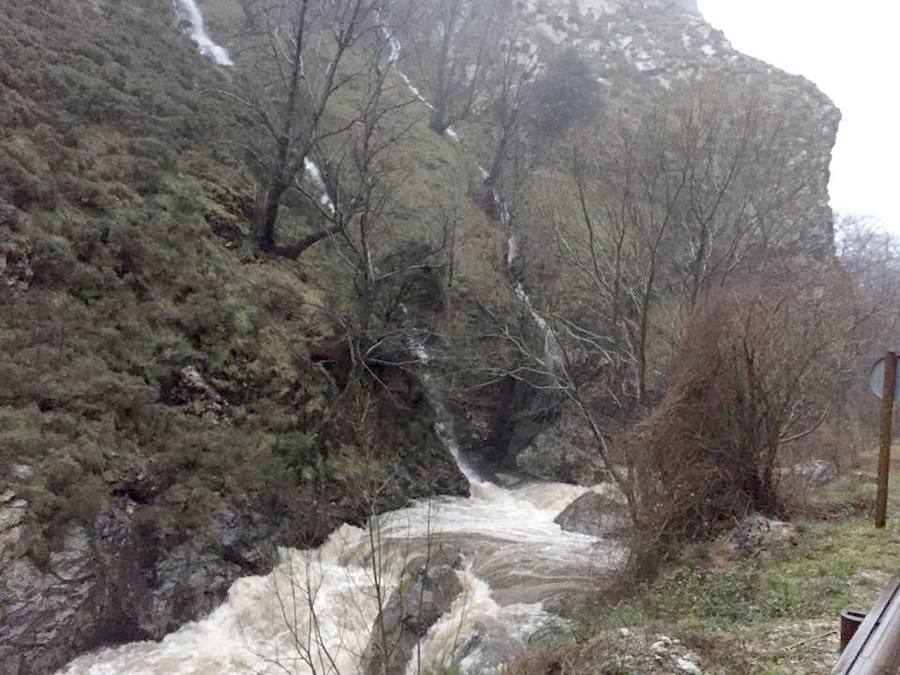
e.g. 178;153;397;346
698;0;900;235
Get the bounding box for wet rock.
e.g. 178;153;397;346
554;491;630;538
105;454;161;504
462;378;565;468
0;493;28;568
364;555;463;675
528;618;572;646
0;525;100;675
720;515;796;559
517;431;604;485
0;500;280;674
455;618;526;672
209;509;275;571
146;544;242;636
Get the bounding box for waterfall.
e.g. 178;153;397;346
402;303;483;484
475;163;559;365
303;158;336;214
378;17;460;142
173;0;233;66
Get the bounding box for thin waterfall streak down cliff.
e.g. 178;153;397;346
404;324;483;485
173;0;233;66
353;19;559;445
303;158;335;213
379;19;459;141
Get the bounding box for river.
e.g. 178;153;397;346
60;462;623;674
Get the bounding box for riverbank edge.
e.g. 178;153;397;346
514;464;900;674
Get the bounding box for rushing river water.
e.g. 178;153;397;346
60;301;604;675
61;347;621;674
60;470;623;675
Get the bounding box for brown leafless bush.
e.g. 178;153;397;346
620;266;873;541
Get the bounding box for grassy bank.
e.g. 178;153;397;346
521;463;900;674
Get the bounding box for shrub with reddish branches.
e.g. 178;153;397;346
620;268;870;541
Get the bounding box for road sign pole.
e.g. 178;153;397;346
876;351;897;528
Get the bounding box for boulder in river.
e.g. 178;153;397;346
364;553;463;675
554;491;630;538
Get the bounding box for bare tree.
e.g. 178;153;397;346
481;0;539;194
622;264;877;538
542;107;689;408
660;82;816;311
518;79;824;410
394;0;497;135
836;213;900;329
220;0;388;253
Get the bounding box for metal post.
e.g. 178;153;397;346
876;352;897;528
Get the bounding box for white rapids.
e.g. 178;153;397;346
173;0;233;66
60;478;622;675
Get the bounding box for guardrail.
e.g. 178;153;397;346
832;576;900;673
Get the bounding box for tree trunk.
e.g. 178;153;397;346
429;106;450;134
257;180;288;253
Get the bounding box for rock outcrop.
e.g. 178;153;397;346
162;365;227;421
517;431;605;486
539;0;839;249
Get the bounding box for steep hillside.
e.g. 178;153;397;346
0;1;494;671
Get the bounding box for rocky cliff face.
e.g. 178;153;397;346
554;0;839;247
